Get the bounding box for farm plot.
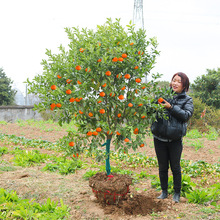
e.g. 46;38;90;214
0;120;219;219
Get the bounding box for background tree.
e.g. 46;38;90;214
0;67;16;105
191;68;220;109
26;18;173;175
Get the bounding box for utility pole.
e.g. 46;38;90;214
133;0;144;31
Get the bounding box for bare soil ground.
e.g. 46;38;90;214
0;123;219;219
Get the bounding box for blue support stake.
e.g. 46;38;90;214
102;139;111;175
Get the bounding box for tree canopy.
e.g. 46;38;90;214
0;68;16;106
192;68;220;109
26;18;173;173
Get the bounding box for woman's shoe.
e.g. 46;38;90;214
157;190;168;199
173;192;180;203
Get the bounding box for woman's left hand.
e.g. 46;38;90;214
159;99;172;109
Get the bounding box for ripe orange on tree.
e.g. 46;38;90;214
97;100;102;103
121;86;126;90
87;131;93;136
66;89;72;95
141;115;146;118
124;138;130;142
69;98;75;102
77;80;82;84
75;65;81;70
79;110;83;114
128;103;133;107
116;131;121;135
69;142;75;147
112;57;118;62
57;75;62;79
99;109;105;114
99;92;105;97
135;78;141;83
97;58;102;62
117;113;122;118
102;83;107;87
138;103;143;106
118;95;124;100
51;85;56;90
134;66;139;70
121;53;127;58
134;128;139;134
142;86;146;89
50;103;56;108
79;48;85;52
140;143;144;147
66;79;72;84
88;112;93;117
93;131;98;136
105;71;111;76
130;42;134;45
56;103;62;108
118;57;124;62
107;131;113;135
124;74;131;79
96;127;102;132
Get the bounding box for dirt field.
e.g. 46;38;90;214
0;122;219;219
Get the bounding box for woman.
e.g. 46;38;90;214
151;72;194;203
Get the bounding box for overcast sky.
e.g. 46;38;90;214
0;0;220;94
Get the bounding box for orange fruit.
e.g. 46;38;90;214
140;143;144;147
75;98;80;102
138;51;144;55
56;103;62;108
130;42;134;45
50;103;56;108
116;131;121;135
134;128;139;134
77;80;82;84
121;86;126;90
88;112;93;117
117;113;122;118
105;71;111;76
118;95;124;100
142;86;146;89
87;131;93;136
135;78;141;83
51;85;56;90
99;109;105;114
134;66;139;70
97;58;102;62
66;79;72;84
124;74;131;79
57;75;62;79
109;92;112;97
112;57;118;62
118;57;124;62
99;92;105;97
141;115;146;118
134;112;137;115
97;100;102;103
107;131;113;135
69;142;75;147
66;89;72;95
158;97;164;103
128;103;133;107
75;65;81;70
138;103;143;106
122;53;127;58
69;98;75;102
124;138;130;142
79;110;83;114
79;48;85;52
96;127;102;132
76;153;79;157
73;154;76;158
102;83;107;87
93;131;98;136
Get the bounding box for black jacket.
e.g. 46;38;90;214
151;91;194;141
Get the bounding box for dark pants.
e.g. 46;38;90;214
154;138;183;193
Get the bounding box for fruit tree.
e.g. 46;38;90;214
26;18;173;175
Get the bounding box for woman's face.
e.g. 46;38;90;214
171;75;184;93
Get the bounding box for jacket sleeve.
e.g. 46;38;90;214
169;97;194;122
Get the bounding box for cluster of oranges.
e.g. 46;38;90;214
50;103;62;111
